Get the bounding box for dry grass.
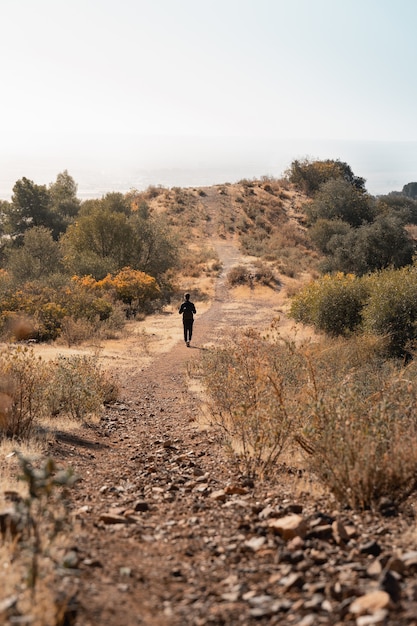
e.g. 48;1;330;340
196;328;417;511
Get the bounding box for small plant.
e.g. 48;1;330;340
46;354;114;420
0;453;78;623
0;346;49;439
301;358;417;510
227;265;251;287
199;333;299;478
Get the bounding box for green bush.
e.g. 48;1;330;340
309;219;351;254
319;213;414;276
362;266;417;356
306;178;374;226
290;273;368;336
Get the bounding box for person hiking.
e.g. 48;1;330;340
179;293;196;347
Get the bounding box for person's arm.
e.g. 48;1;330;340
179;303;184;314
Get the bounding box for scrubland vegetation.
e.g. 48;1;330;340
2;157;417;622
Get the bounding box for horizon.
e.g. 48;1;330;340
0;137;416;201
1;0;417;202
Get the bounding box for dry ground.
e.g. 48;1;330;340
2;189;417;625
18;236;414;626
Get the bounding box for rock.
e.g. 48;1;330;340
402;550;417;572
286;536;305;551
332;519;350;544
244;536;266;551
356;610;388;625
258;504;278;520
0;595;18;615
268;514;307;540
133;500;150;512
350;590;392;615
99;513;130;525
224;484;248;495
385;556;405;575
379;569;401;603
306;523;333;541
209;489;226;502
280;571;304;591
62;550;80;568
359;540;382;556
366;559;383;578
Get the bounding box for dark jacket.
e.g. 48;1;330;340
179;300;196;320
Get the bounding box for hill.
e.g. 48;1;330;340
2;178;417;626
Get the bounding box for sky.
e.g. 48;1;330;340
1;0;417;197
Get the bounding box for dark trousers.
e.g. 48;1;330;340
183;319;194;342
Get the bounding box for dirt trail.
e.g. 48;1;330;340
58;234;289;626
50;190;328;626
49;216;415;626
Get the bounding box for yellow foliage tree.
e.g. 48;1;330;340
98;267;161;311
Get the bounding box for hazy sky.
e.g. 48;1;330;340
1;0;417;193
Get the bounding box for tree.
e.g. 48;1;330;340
322;214;414;276
129;211;178;280
100;192;131;215
61;208;134;278
306;179;374;227
287;158;366;196
5;226;63;282
49;170;80;234
6;177;53;242
375;193;417;225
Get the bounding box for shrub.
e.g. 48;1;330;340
98;267;161;314
362;266;417;356
46;354;112;420
302;356;417;510
198;333;303;478
227;265;251;287
0;346;49;439
290;273;368;336
286;158;366;196
309;219;351;254
306;178;374;226
320;213;414;276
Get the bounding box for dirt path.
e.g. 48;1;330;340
52;233;415;626
59;236;292;626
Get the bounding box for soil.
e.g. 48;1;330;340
40;192;417;625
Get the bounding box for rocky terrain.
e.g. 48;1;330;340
49;231;417;626
2;184;417;626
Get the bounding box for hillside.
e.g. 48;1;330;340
2;179;417;626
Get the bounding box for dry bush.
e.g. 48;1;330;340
293;335;417;510
1;453;78;625
0;347;118;439
199;329;417;509
0;347;50;439
45;354;117;420
303;372;417;510
199;332;304;478
59;316;99;347
227;265;251;287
